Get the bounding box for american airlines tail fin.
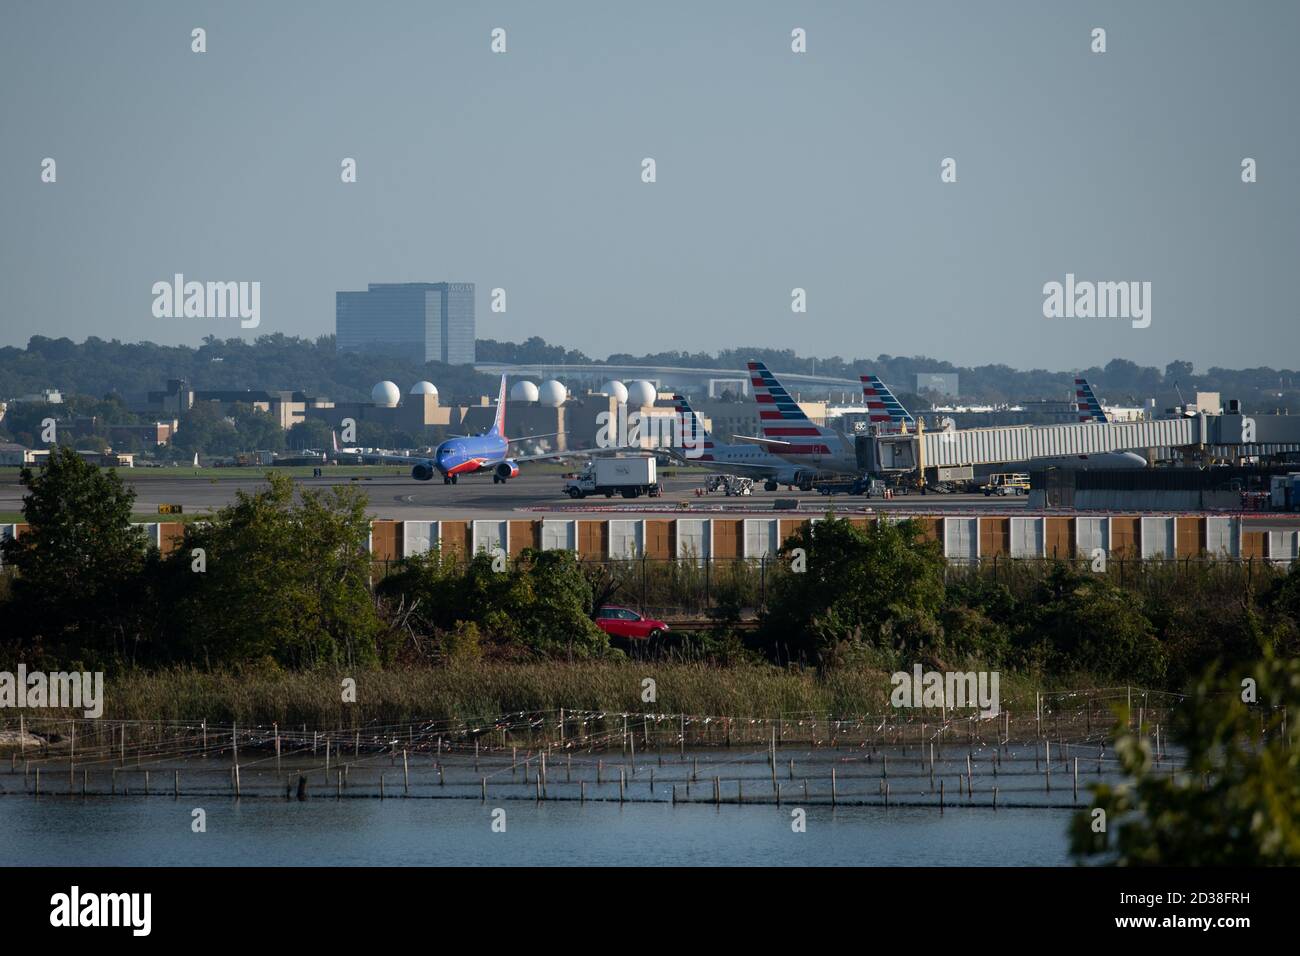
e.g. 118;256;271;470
746;361;831;454
860;374;915;431
489;374;507;437
1074;378;1110;423
671;394;712;438
671;394;714;455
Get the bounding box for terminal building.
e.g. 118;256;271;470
336;282;476;365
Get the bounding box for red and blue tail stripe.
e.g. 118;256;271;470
860;374;915;431
1074;378;1109;424
672;393;715;460
747;361;831;455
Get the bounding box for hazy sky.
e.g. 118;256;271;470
2;1;1296;371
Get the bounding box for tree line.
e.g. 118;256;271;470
4;334;1299;425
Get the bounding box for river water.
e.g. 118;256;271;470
1;796;1074;866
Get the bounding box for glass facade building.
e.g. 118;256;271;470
336;282;475;365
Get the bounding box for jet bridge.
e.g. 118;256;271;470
858;417;1202;473
856;413;1300;476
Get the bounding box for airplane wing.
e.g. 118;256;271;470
506;446;630;464
660;449;774;470
362;451;435;466
506;431;563;444
730;434;795;447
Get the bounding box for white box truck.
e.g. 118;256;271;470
564;457;661;499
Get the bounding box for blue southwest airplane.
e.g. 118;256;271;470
380;375;571;484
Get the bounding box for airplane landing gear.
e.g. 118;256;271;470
443;476;451;485
764;479;778;492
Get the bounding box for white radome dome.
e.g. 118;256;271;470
626;379;657;408
371;381;401;407
537;380;567;407
409;380;438;395
600;380;629;404
510;380;540;403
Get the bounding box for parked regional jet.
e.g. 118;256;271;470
666;394;819;491
376;375;569;483
732;361;862;476
1059;378;1147;468
971;377;1146;472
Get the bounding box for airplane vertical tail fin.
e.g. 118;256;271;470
672;394;714;458
489;374;507;437
1074;378;1109;423
860;374;915;431
747;360;831;454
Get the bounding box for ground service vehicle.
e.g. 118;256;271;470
983;473;1031;496
564;457;661;499
705;474;754;496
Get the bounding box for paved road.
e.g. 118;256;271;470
1;470;1029;521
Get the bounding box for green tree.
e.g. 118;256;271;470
759;515;947;667
376;547;609;660
164;472;382;667
287;418;333;451
1071;650;1300;865
1013;564;1165;684
229;403;285;452
0;446;148;664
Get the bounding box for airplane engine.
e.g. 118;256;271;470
411;463;435;481
494;461;520;482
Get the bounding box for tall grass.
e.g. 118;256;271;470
76;662;1052;726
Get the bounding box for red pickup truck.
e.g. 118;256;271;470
594;606;670;640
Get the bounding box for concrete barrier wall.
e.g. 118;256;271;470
472;520;507;556
1206;517;1239;557
981;516;1010;558
645;519;674;559
1010;517;1044;558
676;518;710;560
541;519;575;551
402;521;436;556
1176;516;1203;558
945;517;979;560
1045;517;1073;558
608;520;643;558
743;518;779;558
103;514;1300;566
1110;516;1139;555
1141;517;1175;559
1269;531;1299;563
510;520;539;556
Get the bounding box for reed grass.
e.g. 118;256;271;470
64;662;1054;726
